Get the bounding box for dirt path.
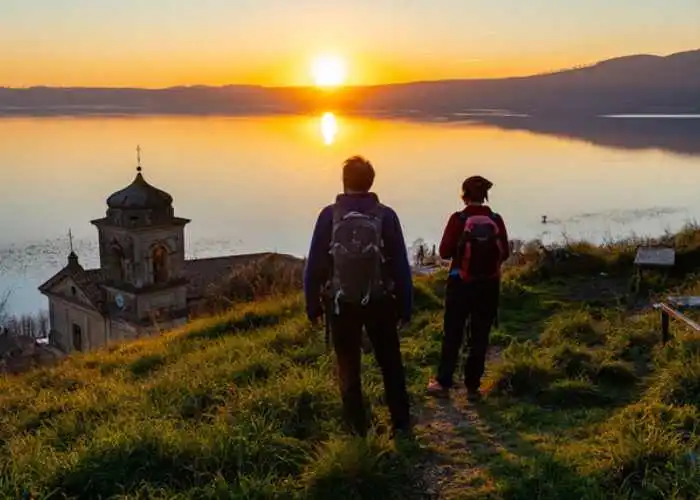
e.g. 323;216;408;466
413;349;504;499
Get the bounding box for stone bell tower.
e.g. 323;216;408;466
90;148;190;331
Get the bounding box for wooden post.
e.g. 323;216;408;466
655;299;700;345
661;310;670;344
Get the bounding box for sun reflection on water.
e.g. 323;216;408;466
320;112;338;145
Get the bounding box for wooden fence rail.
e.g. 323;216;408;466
653;301;700;344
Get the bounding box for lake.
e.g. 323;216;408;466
1;113;700;315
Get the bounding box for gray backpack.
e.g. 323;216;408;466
328;204;385;313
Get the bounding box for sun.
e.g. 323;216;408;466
311;55;347;88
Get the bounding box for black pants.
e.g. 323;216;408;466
436;277;500;391
330;299;411;436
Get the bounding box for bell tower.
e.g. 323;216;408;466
90;147;190;330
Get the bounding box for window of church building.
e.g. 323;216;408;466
152;246;169;284
72;323;82;351
123;259;133;282
109;243;125;281
71;286;77;296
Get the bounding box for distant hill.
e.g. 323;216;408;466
1;49;699;117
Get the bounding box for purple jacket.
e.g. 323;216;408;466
303;193;413;321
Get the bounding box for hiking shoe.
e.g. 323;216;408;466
426;378;450;397
466;389;482;403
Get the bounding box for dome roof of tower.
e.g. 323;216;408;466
106;169;173;210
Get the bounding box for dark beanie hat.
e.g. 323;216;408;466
462;175;493;201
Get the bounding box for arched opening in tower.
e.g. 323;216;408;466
109;243;125;281
152;245;169;284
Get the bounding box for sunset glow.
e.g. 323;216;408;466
1;1;699;87
311;55;347;88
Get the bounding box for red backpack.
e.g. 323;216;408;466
456;211;505;281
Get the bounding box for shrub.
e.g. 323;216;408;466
491;342;555;397
593;360;638;387
541;310;606;347
655;332;700;366
652;358;700;408
197;255;304;315
610;326;661;364
549;343;597;377
602;404;700;498
616;402;699;437
129;353;166;378
301;436;418;500
536;378;612;408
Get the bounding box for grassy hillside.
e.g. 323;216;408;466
3;229;700;499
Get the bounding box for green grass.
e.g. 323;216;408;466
3;228;700;498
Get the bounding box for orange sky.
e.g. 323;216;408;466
1;0;699;87
6;54;579;88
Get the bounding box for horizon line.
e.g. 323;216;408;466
1;46;698;91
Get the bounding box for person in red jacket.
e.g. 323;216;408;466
427;175;509;401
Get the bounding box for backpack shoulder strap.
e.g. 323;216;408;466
369;204;385;244
332;203;348;224
488;211;503;228
368;202;384;218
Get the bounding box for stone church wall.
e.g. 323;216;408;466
49;297;107;352
137;288;187;321
136;227;186;285
98;225;186;288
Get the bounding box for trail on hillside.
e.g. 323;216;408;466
413;349;504;500
407;271;642;499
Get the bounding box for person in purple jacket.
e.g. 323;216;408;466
304;155;413;437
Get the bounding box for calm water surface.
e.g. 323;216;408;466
1;114;700;314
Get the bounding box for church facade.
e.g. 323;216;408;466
39;167;281;354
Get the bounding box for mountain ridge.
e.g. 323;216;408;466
1;48;699;116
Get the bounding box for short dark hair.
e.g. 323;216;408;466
461;176;493;203
343;156;375;192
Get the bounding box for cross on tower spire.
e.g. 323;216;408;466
136;144;142;173
66;228;79;266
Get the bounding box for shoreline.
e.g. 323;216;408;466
3;220;697;318
3;108;700;120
